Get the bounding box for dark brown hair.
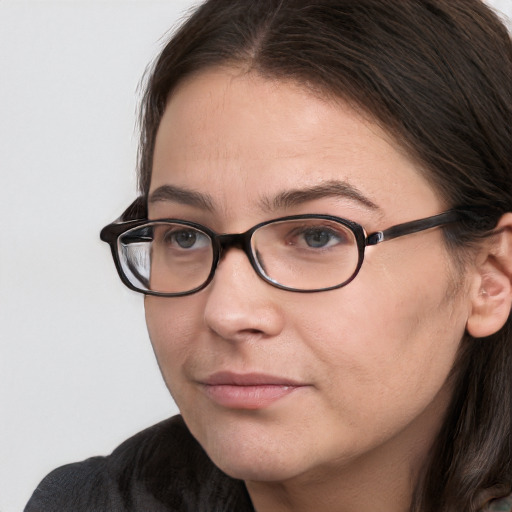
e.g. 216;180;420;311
137;1;512;510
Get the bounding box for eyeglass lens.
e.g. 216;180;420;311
117;218;360;294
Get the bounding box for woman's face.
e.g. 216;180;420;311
145;68;471;483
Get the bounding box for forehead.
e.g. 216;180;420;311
150;67;442;223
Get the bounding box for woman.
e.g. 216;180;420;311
26;0;511;511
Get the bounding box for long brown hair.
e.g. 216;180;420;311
137;1;512;510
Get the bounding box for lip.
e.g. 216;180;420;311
199;372;307;410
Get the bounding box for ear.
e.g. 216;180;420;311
466;213;512;338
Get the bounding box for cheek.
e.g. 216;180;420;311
144;296;204;381
296;247;468;424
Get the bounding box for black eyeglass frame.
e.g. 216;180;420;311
100;201;477;296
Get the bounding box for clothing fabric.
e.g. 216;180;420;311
25;415;254;512
25;414;512;511
487;495;512;512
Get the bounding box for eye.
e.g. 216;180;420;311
161;227;210;250
301;228;341;248
289;225;349;249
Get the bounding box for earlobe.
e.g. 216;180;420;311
466;213;512;338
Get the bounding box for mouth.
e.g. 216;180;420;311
199;372;308;410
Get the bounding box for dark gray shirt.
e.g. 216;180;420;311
25;415;254;512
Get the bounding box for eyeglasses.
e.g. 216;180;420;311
100;200;476;296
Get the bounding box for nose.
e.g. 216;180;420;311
203;247;285;342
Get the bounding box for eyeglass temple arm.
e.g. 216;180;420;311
365;210;465;246
100;197;148;245
119;196;147;222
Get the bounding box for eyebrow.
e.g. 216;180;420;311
261;180;380;212
149;185;215;211
148;179;380;214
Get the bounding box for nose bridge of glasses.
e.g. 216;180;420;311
216;232;251;258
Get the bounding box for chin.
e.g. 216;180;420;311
184;411;313;482
175;386;351;484
211;450;307;483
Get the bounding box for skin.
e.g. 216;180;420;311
145;67;476;512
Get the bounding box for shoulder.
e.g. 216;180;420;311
25;415;253;512
24;454;117;512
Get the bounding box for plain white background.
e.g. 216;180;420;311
1;1;510;511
